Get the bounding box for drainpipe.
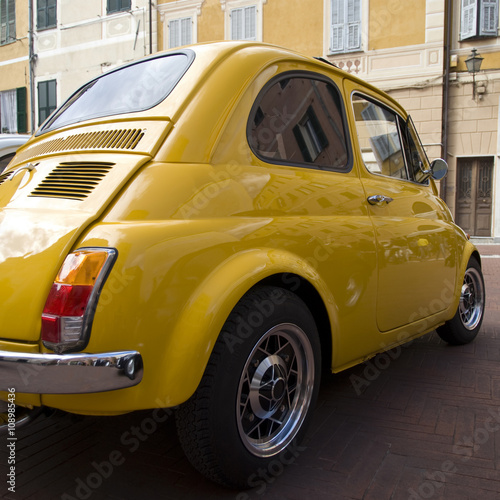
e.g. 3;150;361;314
441;0;452;203
28;0;36;133
149;0;153;54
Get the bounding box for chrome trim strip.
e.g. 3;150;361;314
9;163;35;180
0;350;143;394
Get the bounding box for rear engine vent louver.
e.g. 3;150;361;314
16;128;145;162
29;162;114;201
0;171;13;187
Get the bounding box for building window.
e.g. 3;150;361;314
169;17;192;48
0;88;27;133
0;0;16;45
37;0;56;30
107;0;131;14
38;80;57;126
230;5;256;40
221;0;265;42
158;1;204;50
330;0;361;53
461;0;499;39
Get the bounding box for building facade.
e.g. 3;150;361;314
33;0;157;128
0;0;29;133
0;0;498;239
0;1;156;132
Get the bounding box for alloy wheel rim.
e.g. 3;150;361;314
236;323;314;458
459;267;484;331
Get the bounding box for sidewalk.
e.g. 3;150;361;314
1;247;499;500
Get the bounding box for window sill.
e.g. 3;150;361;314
328;48;364;56
37;26;57;32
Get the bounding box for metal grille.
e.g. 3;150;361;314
16;128;144;163
478;158;492;199
29;162;114;201
457;159;472;201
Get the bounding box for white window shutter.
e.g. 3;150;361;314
231;8;243;40
331;0;361;52
331;0;345;52
461;0;478;39
169;19;180;48
244;6;256;40
480;0;498;35
346;0;361;50
180;17;192;45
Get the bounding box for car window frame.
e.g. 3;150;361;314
37;49;196;136
350;91;413;182
400;114;431;186
246;70;354;174
350;91;432;187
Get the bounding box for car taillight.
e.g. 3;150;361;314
41;248;117;353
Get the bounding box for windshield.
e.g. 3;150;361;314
40;51;194;133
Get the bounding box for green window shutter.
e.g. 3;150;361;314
16;87;27;133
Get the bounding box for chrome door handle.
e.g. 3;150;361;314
367;194;394;206
9;163;36;181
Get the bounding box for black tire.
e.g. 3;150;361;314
175;286;321;488
437;256;485;345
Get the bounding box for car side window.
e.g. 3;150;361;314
351;94;408;180
400;116;430;184
248;75;349;170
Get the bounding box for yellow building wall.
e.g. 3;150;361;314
0;60;30;92
0;0;30;90
197;0;225;42
456;51;500;72
0;0;31;130
263;0;323;56
156;0;322;55
369;0;426;50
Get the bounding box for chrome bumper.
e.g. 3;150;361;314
0;350;143;394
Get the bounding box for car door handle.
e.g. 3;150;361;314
367;194;394;206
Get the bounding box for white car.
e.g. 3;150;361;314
0;134;30;173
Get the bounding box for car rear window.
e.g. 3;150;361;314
39;51;194;134
248;73;350;171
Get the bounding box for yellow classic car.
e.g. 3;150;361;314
0;41;485;487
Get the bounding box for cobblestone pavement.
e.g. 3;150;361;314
1;246;499;500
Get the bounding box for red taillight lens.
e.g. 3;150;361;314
41;248;117;353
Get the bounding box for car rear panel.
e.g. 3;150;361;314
0;121;169;343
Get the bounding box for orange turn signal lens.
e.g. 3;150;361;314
55;250;110;286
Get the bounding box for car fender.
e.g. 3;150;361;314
156;247;337;406
444;236;481;321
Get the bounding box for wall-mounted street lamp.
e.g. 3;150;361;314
465;48;484;100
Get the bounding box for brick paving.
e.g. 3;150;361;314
1;246;499;500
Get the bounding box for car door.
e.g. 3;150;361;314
345;84;458;334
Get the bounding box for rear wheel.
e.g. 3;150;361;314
176;286;321;488
437;256;485;345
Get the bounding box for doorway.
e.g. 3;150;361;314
456;157;493;237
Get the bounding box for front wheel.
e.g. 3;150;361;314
176;286;321;488
437;256;485;345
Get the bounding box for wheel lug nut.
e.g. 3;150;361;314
253;359;259;367
247;413;255;422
